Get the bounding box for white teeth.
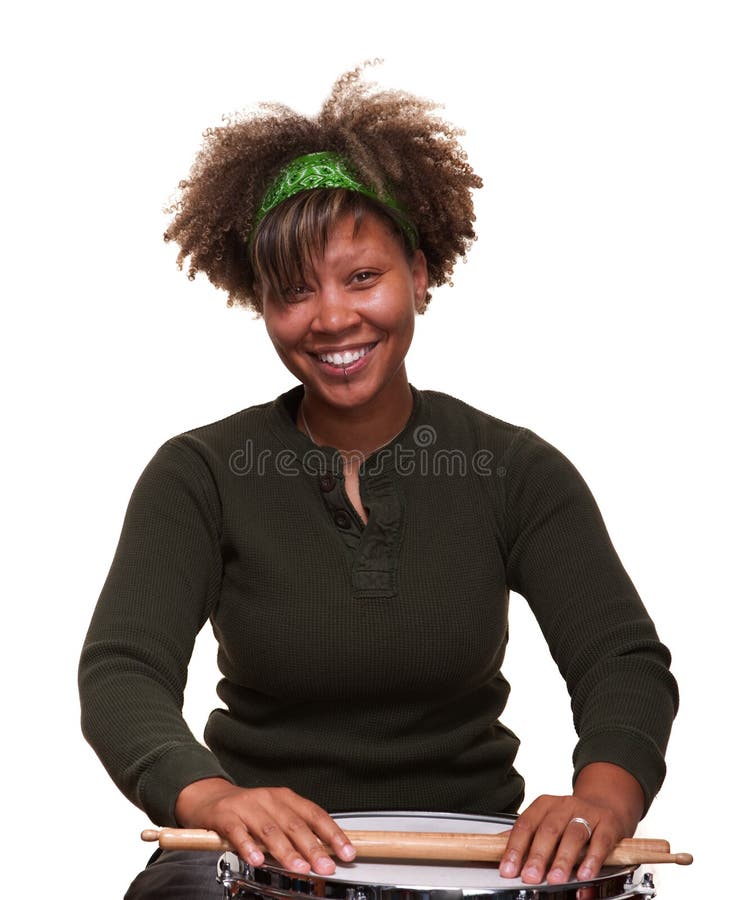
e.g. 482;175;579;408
318;344;374;365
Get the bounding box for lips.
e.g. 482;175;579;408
313;342;378;365
310;341;379;375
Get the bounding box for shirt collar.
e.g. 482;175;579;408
266;382;425;476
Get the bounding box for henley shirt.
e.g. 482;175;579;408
79;384;678;827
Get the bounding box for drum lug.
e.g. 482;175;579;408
346;887;371;900
218;852;249;899
624;870;656;897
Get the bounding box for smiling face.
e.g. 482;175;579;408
260;210;428;416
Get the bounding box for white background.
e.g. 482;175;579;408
3;2;731;897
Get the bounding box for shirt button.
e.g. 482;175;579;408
319;473;336;492
334;509;351;529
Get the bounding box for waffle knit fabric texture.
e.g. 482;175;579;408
79;384;678;827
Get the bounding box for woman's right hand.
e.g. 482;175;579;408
174;778;356;875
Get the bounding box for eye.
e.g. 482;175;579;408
281;284;312;303
352;269;380;286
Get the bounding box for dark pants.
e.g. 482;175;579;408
124;849;224;899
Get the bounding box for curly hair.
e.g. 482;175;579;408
164;62;482;315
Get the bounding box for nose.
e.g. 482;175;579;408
311;284;362;333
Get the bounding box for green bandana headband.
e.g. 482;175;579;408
251;151;418;249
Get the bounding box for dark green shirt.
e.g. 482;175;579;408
79;384;678;827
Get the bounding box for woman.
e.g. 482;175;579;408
79;65;678;898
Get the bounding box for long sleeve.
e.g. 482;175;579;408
78;438;232;826
502;428;678;815
79;386;680;823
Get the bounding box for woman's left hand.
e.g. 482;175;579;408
498;762;645;885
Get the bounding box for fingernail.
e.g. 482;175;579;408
249;851;264;865
548;868;564;883
499;860;515;877
293;858;308;870
342;844;356;860
578;865;592;879
523;865;539;881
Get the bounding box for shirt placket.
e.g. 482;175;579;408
316;470;404;599
317;471;364;551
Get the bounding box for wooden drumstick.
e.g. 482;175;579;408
141;827;693;866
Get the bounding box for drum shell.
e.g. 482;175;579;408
217;811;650;900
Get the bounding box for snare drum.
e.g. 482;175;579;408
216;811;656;900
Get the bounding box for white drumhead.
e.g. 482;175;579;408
332;811;515;889
223;811;638;898
326;811;626;890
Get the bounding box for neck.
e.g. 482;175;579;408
298;374;414;459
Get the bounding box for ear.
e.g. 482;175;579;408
411;249;429;313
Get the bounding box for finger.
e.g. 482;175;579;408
230;790;333;874
576;820;618;881
520;806;582;884
281;814;338;875
545;818;596;884
300;802;356;863
217;819;266;867
255;817;316;873
499;810;542;878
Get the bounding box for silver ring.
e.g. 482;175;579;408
569;816;593;841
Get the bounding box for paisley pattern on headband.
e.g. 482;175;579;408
251;151;418;248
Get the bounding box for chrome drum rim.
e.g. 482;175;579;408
218;811;642;900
